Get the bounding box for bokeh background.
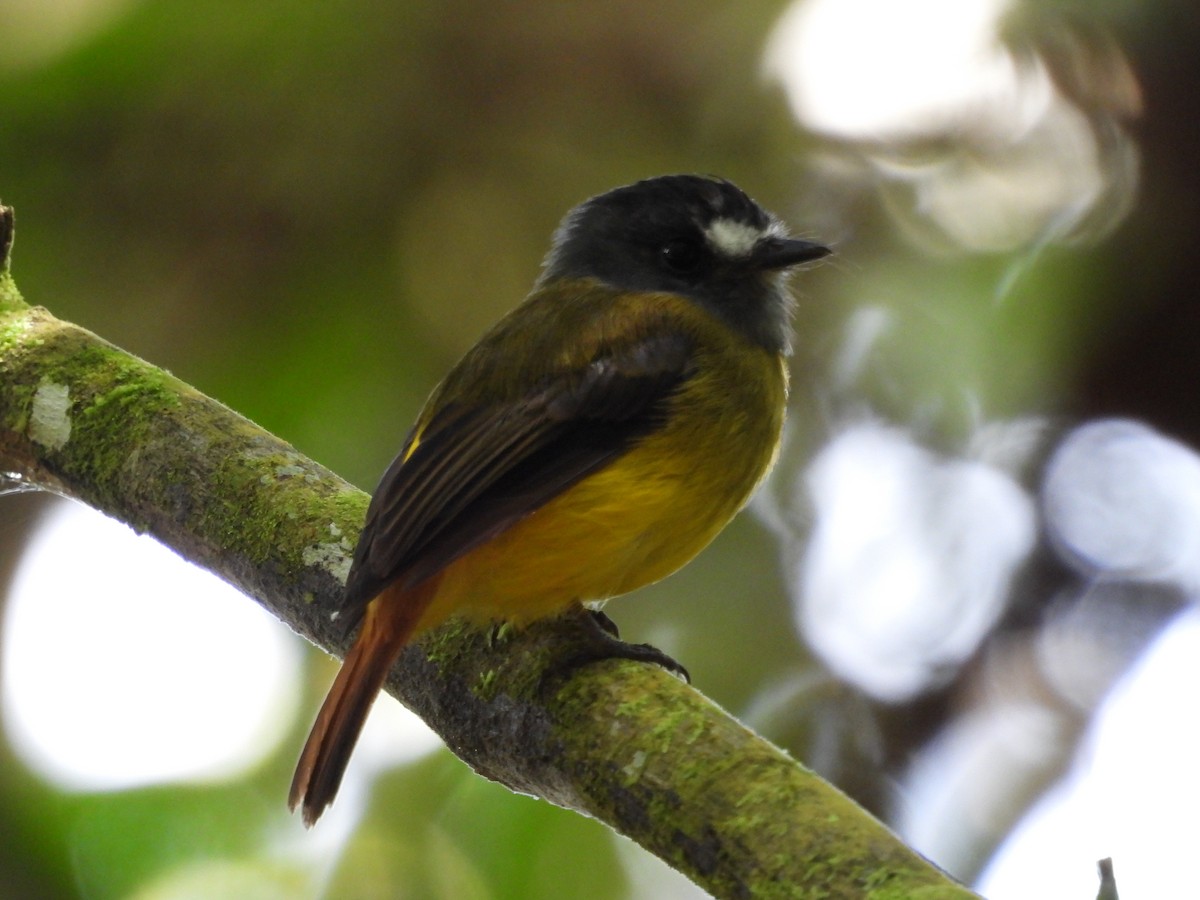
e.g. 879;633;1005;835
2;0;1198;897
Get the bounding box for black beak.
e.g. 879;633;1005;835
750;236;831;271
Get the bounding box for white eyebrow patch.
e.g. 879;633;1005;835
704;218;768;258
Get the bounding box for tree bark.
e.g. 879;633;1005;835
0;204;978;899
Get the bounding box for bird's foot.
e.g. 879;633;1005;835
555;608;691;683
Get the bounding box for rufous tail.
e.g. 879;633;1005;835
288;578;438;826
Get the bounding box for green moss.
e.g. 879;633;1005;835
3;314;366;584
1;378;33;433
419;617;476;671
0;273;24;313
329;486;368;529
82;379;180;416
198;452;289;564
0;308;33;362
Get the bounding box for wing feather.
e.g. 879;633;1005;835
338;331;693;628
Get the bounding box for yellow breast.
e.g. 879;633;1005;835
418;310;788;631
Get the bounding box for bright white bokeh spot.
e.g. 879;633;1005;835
1044;419;1200;589
977;609;1200;899
799;422;1035;700
898;701;1066;873
614;833;712;900
764;0;1022;140
2;500;301;790
763;0;1139;251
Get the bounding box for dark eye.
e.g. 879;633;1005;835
660;239;705;275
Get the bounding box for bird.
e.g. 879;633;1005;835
289;174;830;825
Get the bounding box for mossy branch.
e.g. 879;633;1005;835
0;203;977;899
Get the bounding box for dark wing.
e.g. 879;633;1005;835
338;331;694;630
